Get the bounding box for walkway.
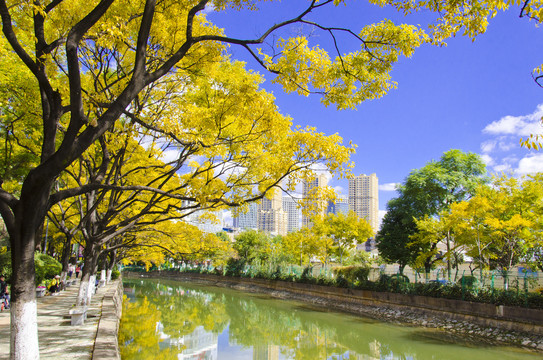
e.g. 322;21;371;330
0;280;119;360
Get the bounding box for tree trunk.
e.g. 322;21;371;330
106;250;117;283
76;243;100;306
446;231;451;282
59;235;73;283
7;173;55;360
10;230;39;360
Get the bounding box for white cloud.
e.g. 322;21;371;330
493;164;512;173
160;149;181;163
483;104;543;136
480;104;543;176
378;183;398;191
480;154;493;165
480;140;496;153
498;141;517;152
333;185;345;194
378;210;387;229
516;154;543;175
202;3;215;13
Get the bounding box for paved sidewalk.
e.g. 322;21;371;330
0;280;118;360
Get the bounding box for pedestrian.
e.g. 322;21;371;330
49;275;61;294
75;264;81;278
68;264;74;279
0;274;10;310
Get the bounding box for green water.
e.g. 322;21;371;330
119;278;541;360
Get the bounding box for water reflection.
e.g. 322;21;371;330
120;279;540;360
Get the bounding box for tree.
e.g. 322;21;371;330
232;230;270;263
472;175;543;287
447;194;495;280
379;150;486;278
0;0;518;357
312;211;373;265
376;196;420;274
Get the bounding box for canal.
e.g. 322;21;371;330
120;278;541;359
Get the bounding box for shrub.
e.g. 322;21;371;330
34;253;61;286
458;275;478;289
111;268;121;280
0;251;12;282
332;265;370;284
224;258;246;277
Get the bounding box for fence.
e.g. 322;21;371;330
121;262;543;293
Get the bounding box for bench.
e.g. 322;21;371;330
69;306;88;325
36;287;46;297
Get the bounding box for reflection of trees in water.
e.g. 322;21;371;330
121;279;511;360
119;296;178;360
121;279;393;359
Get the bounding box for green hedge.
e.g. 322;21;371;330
162;265;543;310
0;251;61;285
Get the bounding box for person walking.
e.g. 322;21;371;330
0;275;10;310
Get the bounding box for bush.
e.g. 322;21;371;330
111;268;121;280
224;258;246;277
332;265;370;284
0;251;12;282
1;251;62;285
34;253;62;286
458;275;478;289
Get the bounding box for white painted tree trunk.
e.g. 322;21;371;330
60;271;67;284
106;269;112;284
10;299;39;360
77;279;89;306
87;275;95;305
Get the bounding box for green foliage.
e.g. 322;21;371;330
332;266;370;284
458;275;478;289
224;258;246;277
111;268;121;280
378;150;487;272
0;251;61;285
34;253;62;286
0;251;11;281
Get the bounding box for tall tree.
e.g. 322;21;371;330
1;0;521;357
376;196;420;274
312;211;373;265
377;150;486;276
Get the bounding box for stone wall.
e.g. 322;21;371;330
92;279;123;360
131;271;543;335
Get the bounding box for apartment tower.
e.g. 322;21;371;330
302;174;328;228
257;189;288;235
348;173;379;232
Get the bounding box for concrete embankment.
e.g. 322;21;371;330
126;271;543;352
92;279;123;360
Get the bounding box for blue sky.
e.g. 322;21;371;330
207;1;543;221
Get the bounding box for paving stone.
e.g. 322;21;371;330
0;279;118;360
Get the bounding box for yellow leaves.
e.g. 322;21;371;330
266;21;427;109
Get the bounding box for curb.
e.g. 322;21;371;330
92;279;123;360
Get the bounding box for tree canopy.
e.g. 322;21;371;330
1;0;542;358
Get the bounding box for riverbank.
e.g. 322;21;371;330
127;271;543;353
0;279;122;360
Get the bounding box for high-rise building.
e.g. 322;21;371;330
302;174;328;228
253;344;279;360
257;190;288;235
326;195;349;215
233;202;258;231
282;197;301;233
348;173;379;233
